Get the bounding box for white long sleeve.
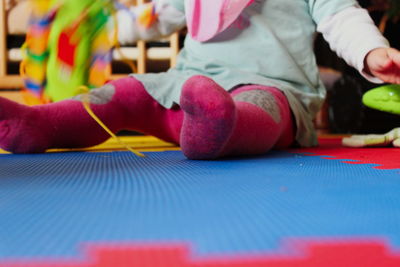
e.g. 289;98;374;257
117;1;186;45
317;5;390;83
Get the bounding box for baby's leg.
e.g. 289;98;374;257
179;76;294;159
0;77;183;153
223;84;294;155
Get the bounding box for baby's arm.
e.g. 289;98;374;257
316;5;400;84
117;1;186;45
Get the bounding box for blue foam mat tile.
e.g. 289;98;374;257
0;150;399;259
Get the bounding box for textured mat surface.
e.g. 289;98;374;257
0;138;399;266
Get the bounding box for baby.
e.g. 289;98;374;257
1;0;400;159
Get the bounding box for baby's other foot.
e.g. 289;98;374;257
0;97;51;153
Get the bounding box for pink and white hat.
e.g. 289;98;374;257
185;0;254;42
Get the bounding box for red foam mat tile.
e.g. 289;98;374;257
291;137;400;170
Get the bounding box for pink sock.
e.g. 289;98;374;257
179;76;294;159
0;77;183;153
179;75;236;159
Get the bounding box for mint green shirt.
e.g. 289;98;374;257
133;0;357;146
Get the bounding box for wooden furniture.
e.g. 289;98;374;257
0;0;21;89
113;0;180;75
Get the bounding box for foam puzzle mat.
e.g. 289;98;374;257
0;136;399;266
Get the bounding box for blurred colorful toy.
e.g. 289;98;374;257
21;0;116;104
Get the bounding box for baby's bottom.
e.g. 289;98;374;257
0;75;294;159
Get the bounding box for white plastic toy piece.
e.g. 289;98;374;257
342;128;400;147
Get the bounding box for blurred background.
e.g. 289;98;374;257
315;0;400;134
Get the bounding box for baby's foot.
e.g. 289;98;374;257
0;97;51;153
180;75;236;159
342;127;400;148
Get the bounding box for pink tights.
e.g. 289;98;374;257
0;75;294;159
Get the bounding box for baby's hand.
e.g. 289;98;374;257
364;47;400;84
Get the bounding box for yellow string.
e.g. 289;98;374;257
79;86;145;157
79;8;142;156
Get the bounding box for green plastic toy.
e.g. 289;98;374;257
362;84;400;115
